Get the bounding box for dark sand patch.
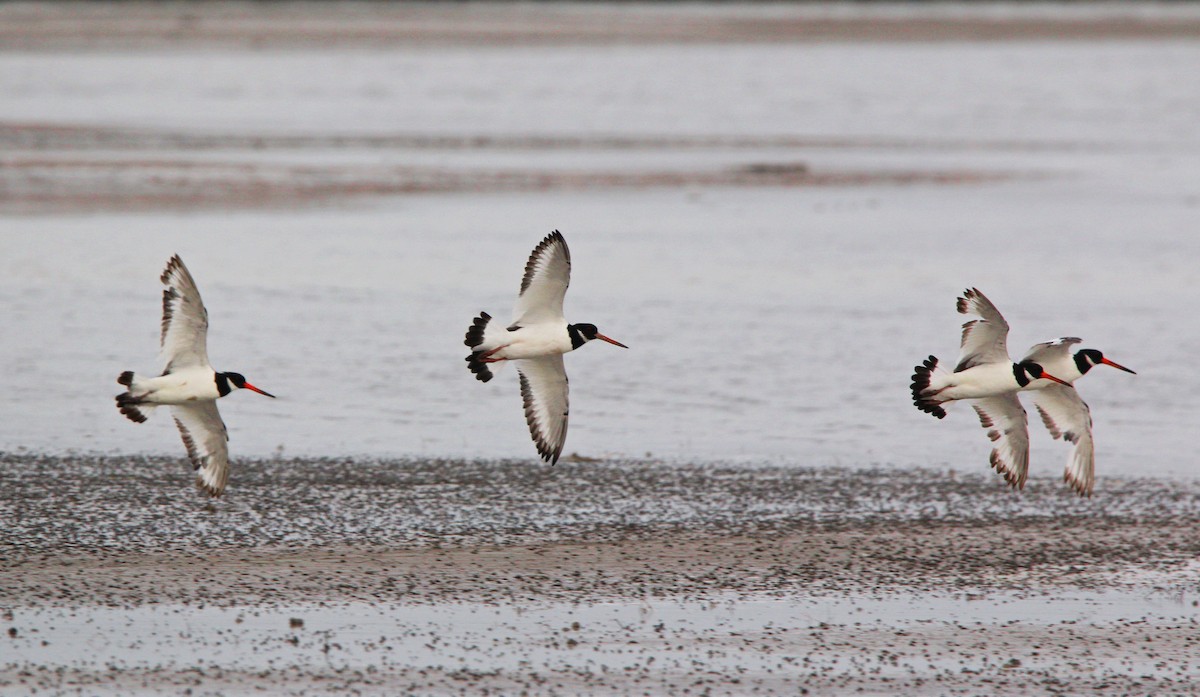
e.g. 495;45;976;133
7;520;1200;608
4;454;1199;606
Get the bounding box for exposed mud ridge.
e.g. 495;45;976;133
4;2;1200;49
0;121;1076;214
0;156;1010;214
3;453;1199;607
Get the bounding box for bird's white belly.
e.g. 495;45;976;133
936;363;1019;400
138;368;220;404
494;326;572;360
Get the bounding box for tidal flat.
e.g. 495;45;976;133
3;454;1200;695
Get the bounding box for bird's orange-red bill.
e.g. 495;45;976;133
244;382;277;398
596;333;628;349
1101;358;1136;374
1042;372;1072;387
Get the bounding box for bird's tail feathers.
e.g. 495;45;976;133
464;311;492;349
116;371;157;423
910;355;949;419
464;311;511;383
115;392;157;423
464;311;510;350
466;354;493;382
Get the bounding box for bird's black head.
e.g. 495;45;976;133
1074;349;1102;375
1015;361;1071;388
567;323;629;351
217;371;277;398
1014;361;1044;387
1074;348;1136;375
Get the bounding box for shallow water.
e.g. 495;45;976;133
1;8;1198;485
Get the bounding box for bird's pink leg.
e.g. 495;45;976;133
479;345;511;363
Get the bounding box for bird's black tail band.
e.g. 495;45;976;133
115;391;149;423
464;312;494;382
910;355;947;419
464;311;491;349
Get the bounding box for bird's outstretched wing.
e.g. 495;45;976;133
171;401;231;497
159;255;210;372
1032;384;1095;497
516;354;569;464
972;393;1030;490
1021;337;1082;366
512;231;571;326
955;288;1011;372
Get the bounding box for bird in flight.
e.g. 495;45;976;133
1020;337;1136;497
464;231;626;464
911;288;1071;490
115;255;275;497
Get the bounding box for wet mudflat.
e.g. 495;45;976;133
3;454;1200;695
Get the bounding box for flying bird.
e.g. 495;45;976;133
464;231;626;464
115;255;275;497
910;288;1071;490
1021;338;1136;497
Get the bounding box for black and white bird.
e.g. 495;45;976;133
115;255;275;497
1020;338;1136;497
464;231;626;464
910;288;1071;490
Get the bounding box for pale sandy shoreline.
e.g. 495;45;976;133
5;1;1200;50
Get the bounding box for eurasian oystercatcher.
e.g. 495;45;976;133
115;255;275;497
1020;338;1136;497
464;231;626;464
910;288;1070;489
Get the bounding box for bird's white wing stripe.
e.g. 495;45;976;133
159;255;211;372
1033;385;1096;497
972;393;1029;490
171;401;231;497
516;355;569;465
512;231;571;326
955;288;1011;372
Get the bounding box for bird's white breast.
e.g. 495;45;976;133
137;367;221;404
934;362;1021;400
494;323;573;360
